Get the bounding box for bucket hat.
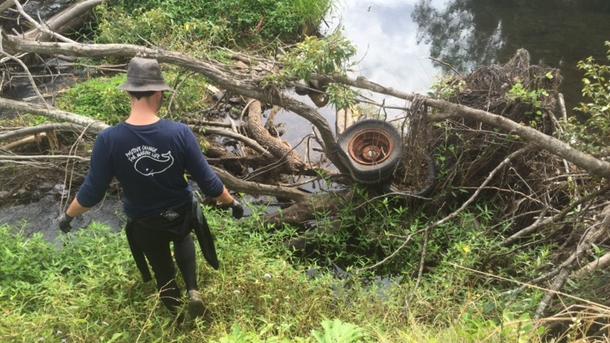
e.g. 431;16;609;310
118;57;173;92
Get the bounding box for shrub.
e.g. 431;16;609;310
96;0;333;49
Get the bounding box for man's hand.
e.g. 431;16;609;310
58;213;74;233
231;200;244;219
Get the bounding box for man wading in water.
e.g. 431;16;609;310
57;57;244;319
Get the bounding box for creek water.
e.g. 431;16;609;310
2;0;610;235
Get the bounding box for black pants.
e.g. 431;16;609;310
130;216;198;312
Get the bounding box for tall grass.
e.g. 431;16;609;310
0;207;543;342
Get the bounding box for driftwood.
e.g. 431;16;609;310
22;0;105;42
0;97;109;132
0;123;86;142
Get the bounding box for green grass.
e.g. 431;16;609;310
0;206;545;342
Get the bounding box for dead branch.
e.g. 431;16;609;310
211;166;308;202
191;125;273;158
0;0;13;13
0;154;89;161
22;0;104;42
502;185;610;246
0;123;85;142
534;205;610;319
1;132;46;150
572;252;610;279
13;0;76;43
0;96;109;132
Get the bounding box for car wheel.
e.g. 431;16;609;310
337;119;403;184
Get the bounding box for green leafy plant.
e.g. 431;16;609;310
311;319;366;343
279;32;356;81
57;70;210;124
567;41;610;154
506;81;549;116
57;75;130;125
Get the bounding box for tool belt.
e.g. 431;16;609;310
125;196;219;282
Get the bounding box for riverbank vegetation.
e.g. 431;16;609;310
1;0;609;342
0;208;544;342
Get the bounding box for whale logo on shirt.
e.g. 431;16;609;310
134;151;174;176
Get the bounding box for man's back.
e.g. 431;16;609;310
77;119;223;219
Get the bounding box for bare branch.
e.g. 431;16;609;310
13;0;76;43
211;166;308;201
191;125;273;158
0;123;86;142
0;96;109;132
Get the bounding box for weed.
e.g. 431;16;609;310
506;81;549;117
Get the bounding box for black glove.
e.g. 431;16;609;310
231;200;244;219
58;213;73;233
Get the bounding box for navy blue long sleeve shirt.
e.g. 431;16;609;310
77;119;224;219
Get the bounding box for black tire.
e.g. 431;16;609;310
337;119;403;184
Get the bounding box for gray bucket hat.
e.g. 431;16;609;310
118;57;173;92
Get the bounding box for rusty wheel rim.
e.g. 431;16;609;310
347;129;394;166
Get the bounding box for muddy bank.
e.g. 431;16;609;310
0;189;123;242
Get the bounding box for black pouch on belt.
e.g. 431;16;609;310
190;196;220;270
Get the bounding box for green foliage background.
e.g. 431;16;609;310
96;0;332;50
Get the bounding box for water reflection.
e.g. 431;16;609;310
413;0;610;103
325;0;439;94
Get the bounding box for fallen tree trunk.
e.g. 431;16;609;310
245;99;306;171
0;123;86;142
5;34;608;179
211;166;308;202
22;0;105;41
